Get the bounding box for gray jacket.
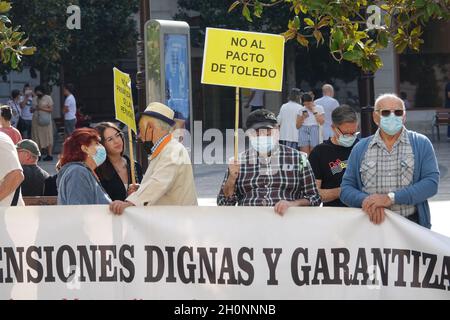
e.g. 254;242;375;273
57;162;111;205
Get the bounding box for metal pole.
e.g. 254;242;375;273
358;71;377;137
136;0;151;169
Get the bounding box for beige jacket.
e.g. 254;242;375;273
126;138;198;206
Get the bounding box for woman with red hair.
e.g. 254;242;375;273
56;128;111;205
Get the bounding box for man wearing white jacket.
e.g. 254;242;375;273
109;102;198;215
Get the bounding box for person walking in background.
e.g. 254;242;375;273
7;89;21;128
298;93;325;155
277;88;304;150
400;91;411;110
76;105;91;128
0;105;22;145
308;105;359;207
0;131;24;206
445;78;450;139
340;94;439;228
31;85;54;161
63;83;77;137
245;89;265;112
16;139;49;196
95;122;143;201
57;128;111;205
314;84;340;141
19;83;34;139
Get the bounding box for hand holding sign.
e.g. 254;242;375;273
201;28;285;161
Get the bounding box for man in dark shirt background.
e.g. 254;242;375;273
308;105;359;207
16;139;50;196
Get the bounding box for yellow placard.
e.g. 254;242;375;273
113;67;137;133
201;28;285;92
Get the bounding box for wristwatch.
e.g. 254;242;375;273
313;112;318;115
387;192;395;205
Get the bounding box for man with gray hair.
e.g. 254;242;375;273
308;105;359;207
109;102;198;215
340;93;439;228
16;139;50;196
315;84;340;141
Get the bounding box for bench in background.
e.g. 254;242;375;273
432;109;450;141
23;196;58;206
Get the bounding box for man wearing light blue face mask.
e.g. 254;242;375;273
340;94;440;228
308;105;359;207
217;109;321;215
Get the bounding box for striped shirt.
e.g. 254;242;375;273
217;144;321;206
361;128;416;217
151;133;170;154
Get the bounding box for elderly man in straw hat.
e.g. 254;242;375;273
109;102;198;215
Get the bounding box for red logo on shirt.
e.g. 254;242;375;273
329;159;348;175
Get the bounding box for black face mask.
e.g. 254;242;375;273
37;93;43;98
142;141;154;155
141;125;154;155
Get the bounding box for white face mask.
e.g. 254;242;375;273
380;113;403;136
250;135;277;154
337;133;357;147
92;145;107;167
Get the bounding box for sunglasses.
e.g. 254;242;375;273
376;109;404;117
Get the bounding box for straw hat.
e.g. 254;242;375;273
140;102;175;126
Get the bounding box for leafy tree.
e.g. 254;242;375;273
9;0;138;86
177;0;360;90
0;1;35;70
229;0;450;73
400;53;447;107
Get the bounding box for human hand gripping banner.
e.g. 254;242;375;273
0;206;449;299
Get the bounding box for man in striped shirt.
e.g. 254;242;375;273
217;109;321;215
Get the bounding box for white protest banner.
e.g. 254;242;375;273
0;206;449;300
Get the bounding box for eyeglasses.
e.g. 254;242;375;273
335;127;357;137
376;109;404;117
104;131;123;143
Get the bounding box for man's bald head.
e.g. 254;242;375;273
322;84;334;97
374;93;405;111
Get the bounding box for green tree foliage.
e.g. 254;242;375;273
10;0;138;86
177;0;360;87
0;1;35;70
229;0;450;73
176;0;292;46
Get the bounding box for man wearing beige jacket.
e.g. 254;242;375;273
109;102;198;215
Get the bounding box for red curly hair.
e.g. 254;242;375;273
59;128;100;167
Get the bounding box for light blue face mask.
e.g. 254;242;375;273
380;113;403;136
250;136;276;154
92;145;107;167
337;134;357;147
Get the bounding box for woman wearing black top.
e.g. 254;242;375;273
95;122;143;201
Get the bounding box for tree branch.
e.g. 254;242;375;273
243;0;285;7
